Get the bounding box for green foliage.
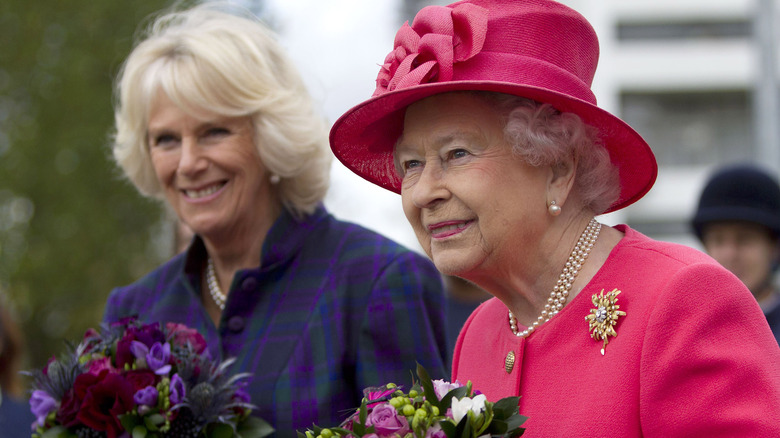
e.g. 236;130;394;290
300;364;526;438
0;0;175;373
237;416;277;438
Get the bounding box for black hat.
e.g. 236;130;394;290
692;164;780;240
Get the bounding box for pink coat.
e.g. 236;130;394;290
452;226;780;437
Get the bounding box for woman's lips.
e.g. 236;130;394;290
181;181;227;202
428;220;473;239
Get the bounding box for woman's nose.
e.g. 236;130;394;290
411;163;449;208
177;138;207;175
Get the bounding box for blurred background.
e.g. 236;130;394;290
1;0;779;378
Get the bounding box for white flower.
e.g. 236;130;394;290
451;394;487;423
432;379;463;400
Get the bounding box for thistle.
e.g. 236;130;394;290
23;343;84;400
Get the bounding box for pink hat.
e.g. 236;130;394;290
329;0;657;213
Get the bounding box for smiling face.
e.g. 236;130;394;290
395;93;550;277
147;92;277;242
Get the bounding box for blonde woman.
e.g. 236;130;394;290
103;4;448;434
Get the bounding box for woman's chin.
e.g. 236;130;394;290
432;254;479;278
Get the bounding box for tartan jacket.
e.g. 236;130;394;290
103;205;449;436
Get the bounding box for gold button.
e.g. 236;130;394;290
505;350;515;374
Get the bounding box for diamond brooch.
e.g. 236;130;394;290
586;288;626;355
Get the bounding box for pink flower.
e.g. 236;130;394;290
165;322;207;354
432;379;463;400
425;422;447;438
363;385;398;407
87;356;114;375
365;403;410;437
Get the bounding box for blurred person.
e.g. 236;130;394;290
329;0;780;435
692;164;780;343
0;303;35;435
103;4;448;433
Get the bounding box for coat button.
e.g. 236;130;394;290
505;351;515;374
227;316;245;333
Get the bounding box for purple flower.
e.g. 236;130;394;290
131;341;172;375
134;386;159;406
425;422;447;438
146;342;172;375
366;403;410;436
432;379;463;400
30;390;57;427
170;374;185;405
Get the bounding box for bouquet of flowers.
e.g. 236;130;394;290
26;317;273;438
298;364;526;438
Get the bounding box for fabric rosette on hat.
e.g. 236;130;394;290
330;0;657;213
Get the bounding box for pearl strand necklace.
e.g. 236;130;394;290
509;218;601;337
206;258;227;310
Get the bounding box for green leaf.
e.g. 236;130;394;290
458;416;473;438
506;425;526;438
487;419;508;435
209;423;235;438
120;413;142;432
491;397;520;420
41;426;76;438
504;414;528;432
236;416;275;438
144;413;165;431
415;363;439;409
132;425;148;438
440;420;458;437
438;386;469;414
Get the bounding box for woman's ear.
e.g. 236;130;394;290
547;154;578;207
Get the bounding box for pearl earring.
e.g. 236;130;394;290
548;200;562;216
269;174;281;185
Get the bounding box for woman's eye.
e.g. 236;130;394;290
403;160;422;171
449;149;469;160
152;134;178;148
204;127;230;138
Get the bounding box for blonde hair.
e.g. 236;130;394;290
112;3;331;217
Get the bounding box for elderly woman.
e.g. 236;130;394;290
103;4;448;434
330;0;780;436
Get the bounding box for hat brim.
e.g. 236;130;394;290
692;206;780;239
330;80;657;214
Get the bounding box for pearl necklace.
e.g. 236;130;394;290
509;218;601;337
206;258;227;310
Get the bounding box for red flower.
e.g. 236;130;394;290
165;322;207;354
55;389;81;428
75;371;136;438
123;369;159;392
